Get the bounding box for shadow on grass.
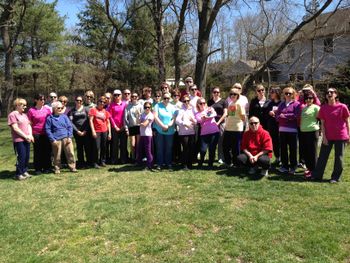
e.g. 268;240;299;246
216;167;266;181
0;170;16;180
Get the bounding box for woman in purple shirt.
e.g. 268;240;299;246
27;94;52;174
276;87;300;175
195;98;220;168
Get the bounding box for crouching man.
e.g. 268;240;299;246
237;116;273;176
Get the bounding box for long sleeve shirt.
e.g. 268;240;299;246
241;126;273;158
195;108;219;136
45;114;73;142
276;100;300;132
124;102;143;129
176;106;197;135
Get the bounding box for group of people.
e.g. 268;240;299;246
8;77;350;183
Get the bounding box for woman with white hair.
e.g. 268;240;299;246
45;101;77;174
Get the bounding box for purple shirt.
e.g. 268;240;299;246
195;108;219;135
27;106;51;135
276;100;300;132
108;101;126;129
8;111;31;142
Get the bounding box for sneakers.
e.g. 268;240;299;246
298;162;307;170
260;169;269;177
248;167;257;175
70;168;78;173
15;175;27;181
278;167;289;173
54;170;60;174
23;172;32;179
329;179;339;184
218;159;224;164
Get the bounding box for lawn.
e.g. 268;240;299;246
0;118;349;262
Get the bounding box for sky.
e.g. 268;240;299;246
47;0;84;28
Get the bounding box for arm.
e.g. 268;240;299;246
153;107;167;129
89;115;97;138
11;123;33;142
346;117;350;144
216;108;227;125
320;120;327;145
107;118;111;140
68;110;80;133
45;117;55;142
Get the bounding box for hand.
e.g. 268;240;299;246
66;138;72;145
92;132;97;139
115;126;120;132
322;137;328;146
108;134;112;141
269;111;275;117
81;131;86;136
77;131;83;136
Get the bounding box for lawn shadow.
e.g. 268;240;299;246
108;164;144;172
216;166;266;180
0;170;16;180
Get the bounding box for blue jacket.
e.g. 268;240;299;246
45;114;73;142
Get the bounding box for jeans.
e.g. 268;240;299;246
299;131;319;171
73;132;90;166
155;133;174;166
179;134;195;168
93;132;108;165
280;132;297;169
200;132;220;166
237;153;271;169
217;122;225;161
137;136;153;168
223;131;243;165
111;129;128;164
33;134;52;171
14;141;30;176
312;140;346;181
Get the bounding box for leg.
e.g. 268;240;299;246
257;155;271;170
144;136;153;168
279;132;288;168
232;132;242;165
155;133;165;166
217;122;225;161
120;130;128;163
99;132;108;164
223;131;232;165
51;140;62;172
312;142;333;180
94;132;102;165
199;135;209;165
62;138;76;170
164;135;174;166
237;153;249;167
14;142;27;176
33;134;41;171
331;140;346;181
289;132;298;169
208;132;220;166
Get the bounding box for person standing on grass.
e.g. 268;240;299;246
122;89;131;105
195;98;220;168
207;87;228;165
137;102;154;170
249;84;269;129
299;91;320;178
276;87;300;175
153;92;177;170
83;90;96;167
237;116;273;177
311;88;350;183
8;98;34;180
68;96;90;169
45;101;77;174
27;94;52;175
176;95;197;170
89;96;112;168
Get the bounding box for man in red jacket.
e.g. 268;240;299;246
237;116;273;176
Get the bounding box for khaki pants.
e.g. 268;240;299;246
52;138;76;171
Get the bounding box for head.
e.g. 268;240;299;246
182;95;191;108
185;76;194;88
131;92;139;103
142;86;152;99
283;87;296;101
256;84;265;99
171;89;180;102
75;95;83;107
113;89;122;102
212;87;220;98
143;102;152;113
154;91;162;102
34;93;46;107
190;85;198;95
84;90;95;104
232;83;243;94
196;98;207;112
229;88;240;102
49;92;58;103
52;101;63;115
13;98;27;112
162;92;171;105
269;87;281;101
248;116;260;132
96;96;106;109
325;87;339;104
302;84;314;92
123;89;131;101
58;96;68;108
303;90;316;106
160;82;170;94
105;92;112;105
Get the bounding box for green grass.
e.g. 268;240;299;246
0;118;350;262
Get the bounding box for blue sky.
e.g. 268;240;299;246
47;0;83;28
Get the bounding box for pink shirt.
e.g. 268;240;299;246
27;106;51;135
108;101;126;128
195;108;219;135
8;111;31;142
318;103;350;141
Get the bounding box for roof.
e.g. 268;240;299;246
294;8;350;40
232;59;260;74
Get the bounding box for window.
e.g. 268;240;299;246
289;73;304;82
324;38;334;53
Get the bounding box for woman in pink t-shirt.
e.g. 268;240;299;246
311;88;350;183
27;93;52;174
8;98;34;180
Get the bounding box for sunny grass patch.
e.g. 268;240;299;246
0;118;350;262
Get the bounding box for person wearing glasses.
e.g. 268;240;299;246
237;117;273;176
311;88;350;183
47;92;58;110
83;90;96;167
104;92;112;163
207;87;227;165
27;94;52;175
299;91;320;178
223;87;246;167
249;84;269;129
152;91;162;107
68;96;91;168
45;101;77;174
124;92;143;162
58;96;70;115
139;86;153;105
195;98;220;168
180;76;202;99
89;96;112;168
176;95;197;170
104;92;112;109
123;89;131;105
171;89;183;163
8;98;34;180
84;90;96;109
160;82;171;95
137;102;154;170
153;93;177;170
229;83;249;119
276;87;300;175
265;87;282;165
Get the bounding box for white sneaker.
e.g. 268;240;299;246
23;172;32;178
218;159;224;164
260;169;268;176
248;167;257;175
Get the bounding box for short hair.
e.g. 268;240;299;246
85;90;94;98
232;83;242;90
34;93;45;101
143;86;152;93
325;87;339;103
58;95;68;103
144;101;152;109
269;86;281;100
13;98;26;109
256;84;264;91
171;89;180;97
302;84;314;91
182;95;190;102
51;101;62;110
230;88;241;100
282;87;296;100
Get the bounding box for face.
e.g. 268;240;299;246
172;94;180;101
284;89;293;99
17;102;27;112
305;96;314;105
123;90;131;100
85;94;94;103
230;90;239;101
75;97;83;106
161;85;169;93
97;100;105;109
105;95;111;104
50;95;57;102
256;87;265;96
54;106;63;115
155;94;161;102
113;93;122;101
143;90;151;98
59;99;67;107
212;89;220;97
249;119;260;132
163;95;171;103
183;97;190;106
36;97;45;106
197;100;206;110
190;86;197;94
131;93;138;101
327;89;336;100
144;104;151;112
185;79;193;88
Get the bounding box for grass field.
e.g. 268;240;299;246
0;118;350;262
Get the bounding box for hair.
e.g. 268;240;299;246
85;90;94;98
105;92;112;98
303;90;315;99
143;101;152;109
98;95;106;103
232;83;242;90
230;88;240;100
13;98;26;110
51;101;62;110
171;89;180;97
324;87;339;104
160;82;170;90
143;86;152;93
269;86;281;100
162;92;171;99
196;98;206;112
282;87;296;100
154;90;162;97
33;93;45;106
58;95;68;103
256;84;264;91
302;84;314;90
75;95;83;101
182;95;190;102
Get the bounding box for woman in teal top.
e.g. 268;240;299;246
153;92;176;170
299;91;320;178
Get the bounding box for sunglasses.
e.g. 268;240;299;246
124;93;130;95
257;89;265;93
163;97;170;100
86;96;93;98
131;95;138;98
56;107;63;110
98;101;105;104
144;106;151;109
21;104;27;107
105;97;111;99
161;87;168;90
186;81;192;83
249;122;259;125
285;92;292;96
198;102;206;105
50;96;57;99
191;88;197;91
38;98;45;101
305;97;314;100
173;95;180;97
230;93;238;96
155;95;161;97
114;94;121;96
213;91;220;94
76;99;82;102
327;90;335;94
184;100;190;103
59;100;67;103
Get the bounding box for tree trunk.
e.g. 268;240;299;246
195;33;209;96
